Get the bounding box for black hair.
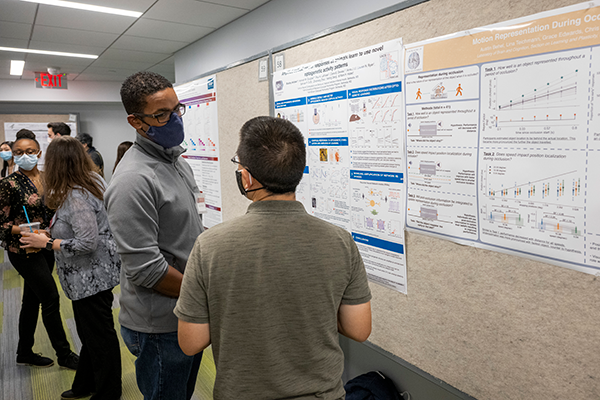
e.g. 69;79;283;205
236;116;306;194
76;132;93;147
16;129;36;140
120;71;173;115
14;136;40;150
47;122;71;136
1;140;14;178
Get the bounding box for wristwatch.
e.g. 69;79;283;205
45;238;55;251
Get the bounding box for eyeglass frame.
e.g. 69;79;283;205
132;103;187;124
13;149;40;156
231;154;267;192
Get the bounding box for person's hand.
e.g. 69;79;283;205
20;232;50;249
38;229;51;238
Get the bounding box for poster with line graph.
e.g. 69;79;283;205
404;1;600;275
174;75;222;228
273;38;407;293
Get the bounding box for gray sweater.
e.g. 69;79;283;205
105;133;204;333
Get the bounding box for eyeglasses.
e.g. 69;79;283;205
133;103;186;123
231;155;241;166
13;149;39;156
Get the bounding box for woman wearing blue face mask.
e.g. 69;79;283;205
0;134;79;371
1;140;16;177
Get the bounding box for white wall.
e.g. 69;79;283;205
0;102;134;181
175;0;413;82
0;79;121;102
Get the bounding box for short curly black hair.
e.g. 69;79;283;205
120;71;173;115
236;116;306;194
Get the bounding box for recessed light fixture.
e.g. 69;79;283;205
20;0;143;18
10;60;26;75
0;46;97;59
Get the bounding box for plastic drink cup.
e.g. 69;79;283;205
19;222;40;234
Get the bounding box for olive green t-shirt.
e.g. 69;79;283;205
175;200;371;400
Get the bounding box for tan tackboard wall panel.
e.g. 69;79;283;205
275;0;600;399
215;0;599;399
0;114;72;143
216;59;271;221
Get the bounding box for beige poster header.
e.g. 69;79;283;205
407;4;600;73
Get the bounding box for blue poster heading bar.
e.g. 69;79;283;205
348;82;402;99
352;233;404;254
275;97;306;109
308;137;349;146
350;170;403;183
307;90;347;104
303;166;309;174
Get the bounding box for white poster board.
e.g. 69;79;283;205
273;39;408;293
174;75;223;228
4;122;77;170
404;1;600;275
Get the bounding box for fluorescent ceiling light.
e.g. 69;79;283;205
20;0;143;18
0;46;97;59
10;60;26;75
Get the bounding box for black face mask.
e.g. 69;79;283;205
235;170;266;197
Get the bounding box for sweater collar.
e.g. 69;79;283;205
135;132;186;163
246;200;307;214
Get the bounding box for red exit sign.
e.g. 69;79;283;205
35;72;68;89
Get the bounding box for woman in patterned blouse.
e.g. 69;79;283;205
21;136;122;400
0;133;79;371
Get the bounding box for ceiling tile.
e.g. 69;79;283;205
126;18;214;43
0;38;30;57
91;58;154;71
32;25;119;47
0;0;38;24
66;0;154;13
100;48;171;64
112;35;188;54
0;21;32;40
24;60;87;73
196;0;271;10
29;40;105;56
35;4;136;34
24;53;95;67
74;72;133;82
144;0;247;28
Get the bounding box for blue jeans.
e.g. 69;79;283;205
121;326;203;400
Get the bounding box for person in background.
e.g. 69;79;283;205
175;116;372;400
21;136;122;400
1;140;16;177
112;141;133;173
0;131;79;371
47;122;71;140
76;133;104;177
105;71;204;400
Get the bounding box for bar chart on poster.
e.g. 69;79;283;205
404;1;600;274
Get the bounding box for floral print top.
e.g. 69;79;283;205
0;171;52;254
51;183;121;301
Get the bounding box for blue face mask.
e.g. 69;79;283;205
0;150;12;161
14;153;39;171
145;113;185;149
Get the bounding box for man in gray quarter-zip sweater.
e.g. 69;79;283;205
105;71;204;400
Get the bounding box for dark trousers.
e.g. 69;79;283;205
71;289;122;400
7;249;72;359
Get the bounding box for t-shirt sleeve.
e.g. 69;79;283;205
341;238;372;305
174;237;209;324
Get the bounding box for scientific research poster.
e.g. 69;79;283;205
273;39;408;293
4;122;77;170
174;75;223;228
404;1;600;275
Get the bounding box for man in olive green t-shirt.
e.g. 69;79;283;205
175;116;372;400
